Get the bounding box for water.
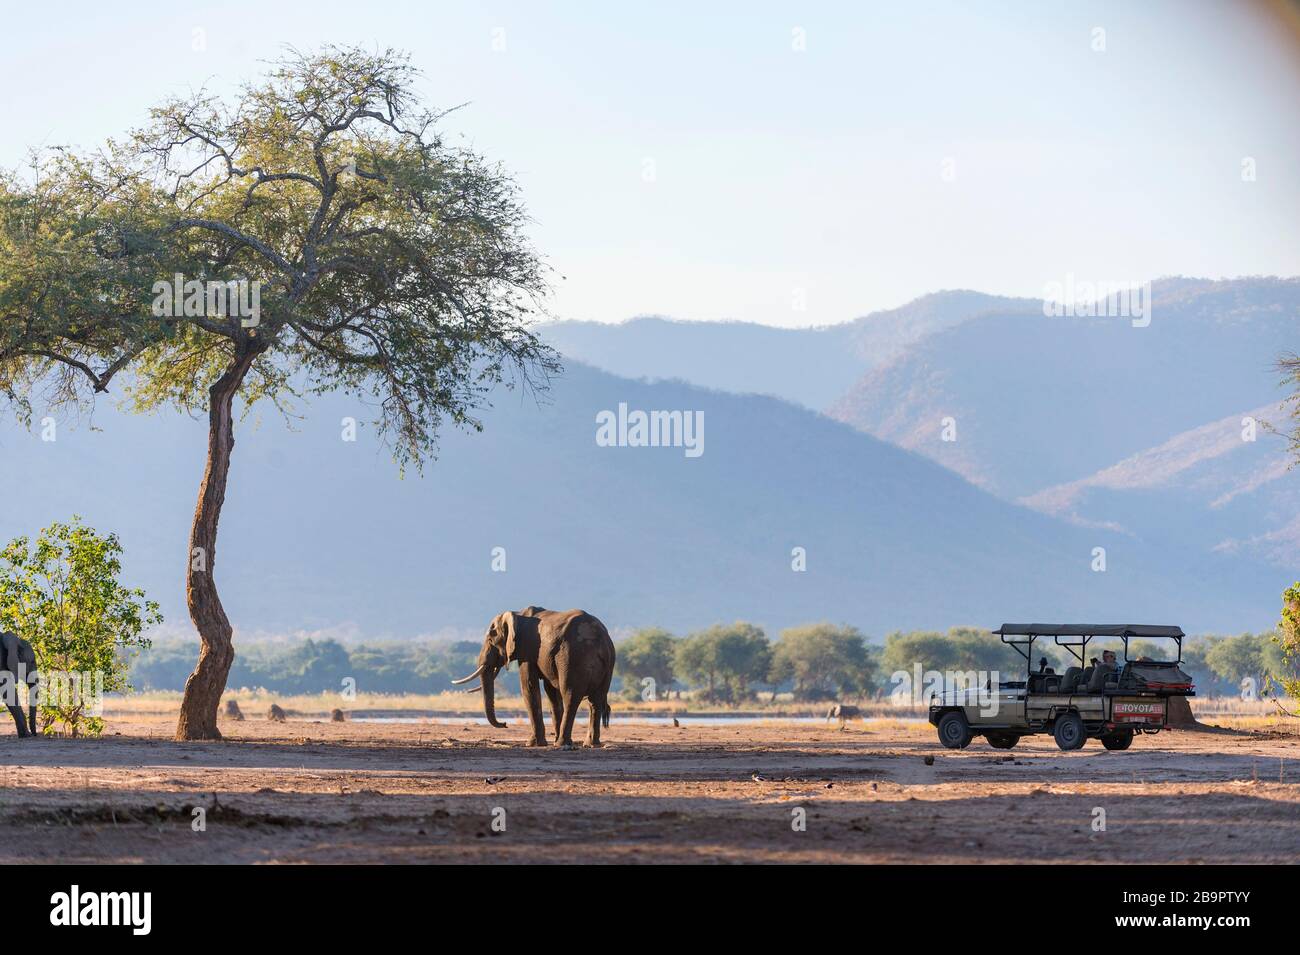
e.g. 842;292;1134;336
349;713;926;726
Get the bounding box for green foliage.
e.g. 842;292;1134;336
0;45;558;470
769;623;874;700
0;519;160;736
880;627;1028;680
614;627;678;701
1203;632;1283;691
1178;636;1216;679
675;622;771;702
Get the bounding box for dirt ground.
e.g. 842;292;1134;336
1;715;1297;863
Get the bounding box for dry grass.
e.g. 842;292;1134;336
1196;713;1300;734
105;690;935;720
1189;697;1300;734
103;690;1298;735
1191;696;1287;715
105;689;482;718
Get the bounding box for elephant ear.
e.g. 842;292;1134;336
0;632;17;673
503;612;521;662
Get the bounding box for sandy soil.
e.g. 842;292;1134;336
0;715;1296;863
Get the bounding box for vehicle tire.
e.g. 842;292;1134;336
936;711;972;750
1101;730;1134;751
986;732;1019;749
1053;712;1085;751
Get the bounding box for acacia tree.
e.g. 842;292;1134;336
675;623;771;702
770;623;873;701
0;47;557;739
615;627;678;700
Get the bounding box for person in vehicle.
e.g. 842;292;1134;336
1086;649;1119;692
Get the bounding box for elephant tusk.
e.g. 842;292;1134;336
451;664;486;686
461;684;483;693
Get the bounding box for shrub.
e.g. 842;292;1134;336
0;519;159;736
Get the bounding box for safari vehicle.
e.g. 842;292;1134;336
928;624;1195;752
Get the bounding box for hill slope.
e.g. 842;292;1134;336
0;361;1277;639
1022;403;1300;567
827;278;1300;498
538;291;1036;409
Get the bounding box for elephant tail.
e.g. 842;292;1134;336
602;702;611;729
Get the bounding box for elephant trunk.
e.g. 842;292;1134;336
482;669;508;729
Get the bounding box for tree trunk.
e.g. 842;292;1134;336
175;351;258;741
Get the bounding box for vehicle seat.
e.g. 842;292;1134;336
1087;665;1114;692
1059;667;1083;693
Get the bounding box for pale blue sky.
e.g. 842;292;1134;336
3;0;1297;326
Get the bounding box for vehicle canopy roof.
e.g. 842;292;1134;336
994;624;1184;638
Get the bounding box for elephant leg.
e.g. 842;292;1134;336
518;665;548;746
7;705;30;738
586;697;601;747
26;678;38;738
543;683;563;741
558;692;582;748
587;671;612;747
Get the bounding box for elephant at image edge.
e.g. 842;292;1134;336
454;607;615;748
0;631;39;738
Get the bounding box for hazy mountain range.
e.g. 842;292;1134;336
1022;403;1299;568
539;290;1039;410
0;277;1292;641
543;276;1299;568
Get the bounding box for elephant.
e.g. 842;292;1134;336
0;631;39;738
453;607;615;748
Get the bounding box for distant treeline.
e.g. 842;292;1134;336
132;638;488;696
617;624;1294;701
129;625;1295;701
